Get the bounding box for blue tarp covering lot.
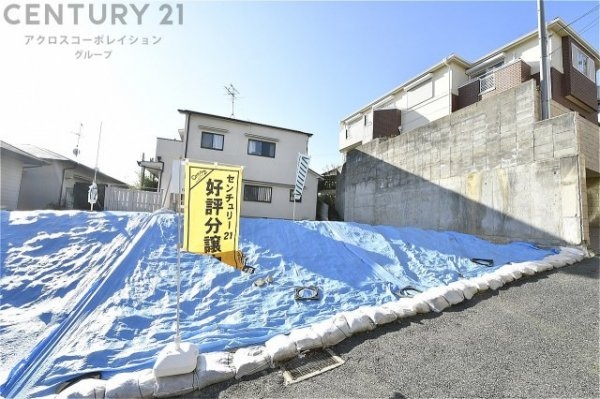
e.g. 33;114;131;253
0;210;561;398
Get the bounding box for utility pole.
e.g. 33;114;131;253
88;122;102;211
224;84;239;118
537;0;551;120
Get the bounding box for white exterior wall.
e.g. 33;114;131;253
157;113;317;220
240;172;319;220
339;115;367;152
451;62;469;93
495;32;563;76
1;153;25;210
155;138;183;204
547;32;564;73
340;65;459;153
185;114;309;183
399;70;452;132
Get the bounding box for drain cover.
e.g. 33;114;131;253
280;348;344;385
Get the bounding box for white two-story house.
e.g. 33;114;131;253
149;110;319;220
340;17;599;157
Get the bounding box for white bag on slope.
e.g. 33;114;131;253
105;370;155;399
358;305;397;325
518;262;538;275
289;326;323;352
544;254;571;268
382;300;416;319
311;318;348;347
560;247;585;263
447;280;478;300
233;346;270;379
383;296;430;318
154;372;196;398
265;334;298;365
196;351;235;389
439;285;465;305
492;269;515;284
500;264;523;280
340;309;375;334
481;274;504;290
56;378;106;399
528;260;553;273
469;276;490;292
331;313;353;337
414;290;451;312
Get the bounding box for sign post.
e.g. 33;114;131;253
154;160;244;378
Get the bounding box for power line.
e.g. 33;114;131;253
553;4;599;34
547;5;599;57
578;18;599;36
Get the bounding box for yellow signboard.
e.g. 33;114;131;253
183;161;243;268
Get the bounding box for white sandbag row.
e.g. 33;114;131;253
486;246;587;287
57;369;155;399
57;246;588;398
154;351;236;398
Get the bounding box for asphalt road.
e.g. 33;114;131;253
194;256;599;399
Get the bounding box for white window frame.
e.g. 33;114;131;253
572;43;595;82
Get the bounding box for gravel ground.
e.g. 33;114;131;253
193;256;599;399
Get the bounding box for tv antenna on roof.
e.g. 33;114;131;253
72;123;83;157
224;83;239;118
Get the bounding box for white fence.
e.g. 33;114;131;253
104;187;164;212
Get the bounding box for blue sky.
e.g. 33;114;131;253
1;1;598;185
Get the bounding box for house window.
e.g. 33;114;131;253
244;185;272;203
289;189;302;203
407;79;433;108
471;61;504;79
248;139;276;158
201;132;224;151
572;44;595;82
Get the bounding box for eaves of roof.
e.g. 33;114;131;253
11;143;128;186
0;141;48;166
178;109;313;137
13;143;72;161
471;17;599;69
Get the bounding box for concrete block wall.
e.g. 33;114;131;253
340;79;588;246
578;117;600;174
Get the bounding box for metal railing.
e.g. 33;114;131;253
479;73;496;94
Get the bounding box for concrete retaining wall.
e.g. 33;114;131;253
338;80;593;246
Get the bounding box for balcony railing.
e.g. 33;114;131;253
479;73;496;94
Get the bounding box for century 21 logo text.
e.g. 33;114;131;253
3;3;184;25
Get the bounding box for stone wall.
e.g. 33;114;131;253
339;80;588;246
